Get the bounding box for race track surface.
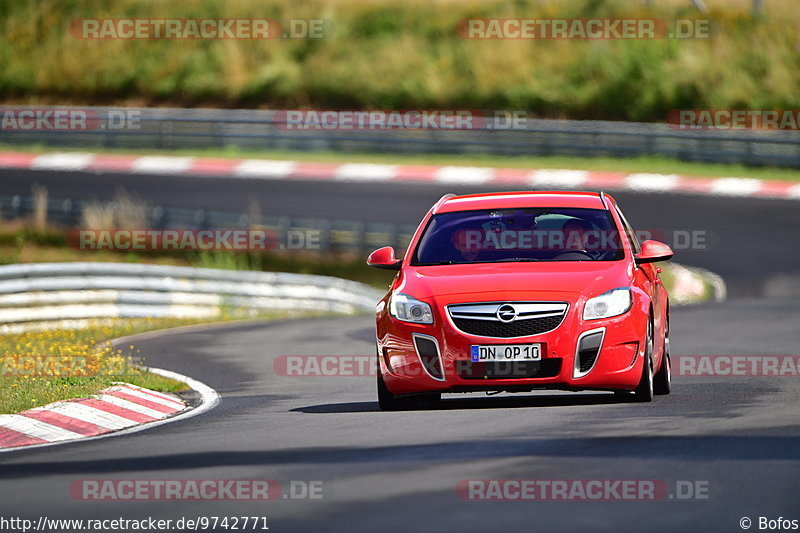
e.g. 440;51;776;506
1;168;798;532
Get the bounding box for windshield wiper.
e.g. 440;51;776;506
492;258;540;263
420;260;459;265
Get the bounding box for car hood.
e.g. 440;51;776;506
399;261;633;301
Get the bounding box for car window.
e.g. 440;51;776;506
412;207;624;265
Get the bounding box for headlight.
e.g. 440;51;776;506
389;293;433;324
583;288;632;320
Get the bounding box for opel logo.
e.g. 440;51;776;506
496;304;517;322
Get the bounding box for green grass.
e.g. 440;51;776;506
0;311;333;414
2;142;799;182
1;0;798;123
0;318;191;413
0;373;187;416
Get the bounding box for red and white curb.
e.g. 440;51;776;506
1;151;799;200
0;367;219;452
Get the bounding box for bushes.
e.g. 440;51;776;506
1;0;798;121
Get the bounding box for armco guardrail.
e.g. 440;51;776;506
0;262;383;334
1;106;799;168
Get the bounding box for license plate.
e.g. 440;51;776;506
471;344;541;362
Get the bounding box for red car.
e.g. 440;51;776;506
368;191;673;410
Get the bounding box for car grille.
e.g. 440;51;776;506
451;315;565;338
448;302;568;338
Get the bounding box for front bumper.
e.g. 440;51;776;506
377;299;646;396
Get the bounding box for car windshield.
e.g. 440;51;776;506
412;207;624;265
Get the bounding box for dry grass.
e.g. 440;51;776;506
32;185;47;230
81;188;149;230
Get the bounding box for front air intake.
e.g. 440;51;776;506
575;329;604;376
413;334;444;381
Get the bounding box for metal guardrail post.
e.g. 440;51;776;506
193;209;208;230
11;196;21;219
318;219;332;252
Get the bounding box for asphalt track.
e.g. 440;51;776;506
1;168;799;532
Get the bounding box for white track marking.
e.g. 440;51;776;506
0;415;84;442
131;156;195;174
115;385;184;408
334;163;397;181
95;394;169;419
786;184;800;198
625;173;680;192
435;166;494;185
40;402;137;430
530;169;588;187
31;153;95;171
234;159;296;178
709;178;763;196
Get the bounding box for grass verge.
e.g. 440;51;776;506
0;312;325;414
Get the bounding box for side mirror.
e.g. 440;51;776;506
635;240;674;265
367;246;402;270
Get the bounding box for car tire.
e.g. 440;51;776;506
376;347;443;410
654;321;672;395
377;369;413;411
377;368;441;411
633;319;655;402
